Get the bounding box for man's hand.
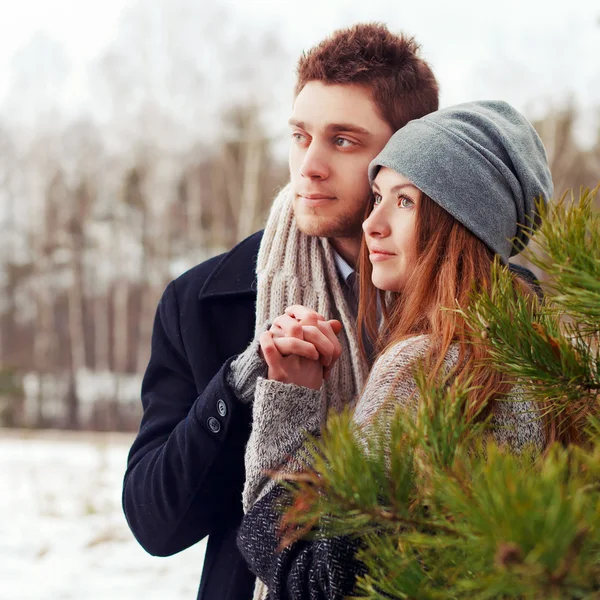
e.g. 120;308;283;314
260;305;344;389
271;306;343;377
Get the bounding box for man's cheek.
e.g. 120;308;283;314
289;147;303;177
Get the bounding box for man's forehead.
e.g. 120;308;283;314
290;81;385;135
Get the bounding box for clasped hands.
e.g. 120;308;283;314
259;305;343;390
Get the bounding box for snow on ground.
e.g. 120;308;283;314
1;429;207;600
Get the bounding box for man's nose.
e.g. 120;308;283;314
300;143;329;180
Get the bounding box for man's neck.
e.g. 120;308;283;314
330;236;361;269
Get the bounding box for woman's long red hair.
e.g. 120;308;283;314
357;193;559;444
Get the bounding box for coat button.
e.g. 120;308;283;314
207;417;221;433
217;399;227;417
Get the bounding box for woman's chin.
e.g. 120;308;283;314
371;273;401;293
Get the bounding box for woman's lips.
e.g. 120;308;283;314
369;250;396;262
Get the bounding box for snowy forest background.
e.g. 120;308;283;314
0;1;293;430
0;0;599;433
1;2;599;600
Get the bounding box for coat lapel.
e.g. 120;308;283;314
199;230;263;300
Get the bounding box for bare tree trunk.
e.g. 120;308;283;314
211;150;235;251
187;166;204;255
65;180;92;428
0;129;18;367
94;281;110;372
113;280;129;373
136;283;159;374
135;205;153;374
66;250;86;428
236;110;263;242
32;256;57;427
112;276;129;429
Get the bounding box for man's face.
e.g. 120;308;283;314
288;82;394;240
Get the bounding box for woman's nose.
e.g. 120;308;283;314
363;204;390;238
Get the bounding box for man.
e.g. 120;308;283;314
124;22;444;599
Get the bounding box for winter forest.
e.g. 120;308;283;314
0;1;598;434
0;2;292;430
2;2;600;600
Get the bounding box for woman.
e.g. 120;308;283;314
237;100;554;600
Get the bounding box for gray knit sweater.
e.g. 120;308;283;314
244;334;546;513
239;335;545;599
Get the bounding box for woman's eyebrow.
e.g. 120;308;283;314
390;184;418;194
372;183;418;194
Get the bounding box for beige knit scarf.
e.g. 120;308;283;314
250;183;368;600
254;183;368;416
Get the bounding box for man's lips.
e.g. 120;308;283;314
297;193;336;207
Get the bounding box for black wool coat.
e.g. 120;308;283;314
123;231;264;600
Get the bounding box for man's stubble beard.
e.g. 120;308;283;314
293;199;367;240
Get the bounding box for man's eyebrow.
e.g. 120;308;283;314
288;119;372;136
327;123;372;136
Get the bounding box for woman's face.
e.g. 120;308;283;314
362;168;421;292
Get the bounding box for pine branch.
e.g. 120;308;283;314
273;189;600;598
526;188;600;328
458;261;599;436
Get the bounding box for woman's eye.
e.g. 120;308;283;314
399;195;414;208
373;194;382;206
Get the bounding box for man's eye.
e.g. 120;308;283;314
334;137;353;148
292;131;310;144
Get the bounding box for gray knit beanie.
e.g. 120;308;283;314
368;100;553;261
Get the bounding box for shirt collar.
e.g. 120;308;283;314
333;250;355;283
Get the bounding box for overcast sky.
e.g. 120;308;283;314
0;0;598;142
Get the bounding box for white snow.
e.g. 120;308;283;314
1;430;207;600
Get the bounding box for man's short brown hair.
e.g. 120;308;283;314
296;23;439;131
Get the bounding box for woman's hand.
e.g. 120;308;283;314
274;306;343;376
260;330;324;389
260;305;344;389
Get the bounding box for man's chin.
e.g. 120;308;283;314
292;198;364;239
294;212;340;238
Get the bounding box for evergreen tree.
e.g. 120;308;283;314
278;188;600;599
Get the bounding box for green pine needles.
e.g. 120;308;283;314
278;188;600;599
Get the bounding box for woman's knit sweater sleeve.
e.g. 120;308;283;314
242;337;433;515
243;377;324;512
352;336;546;452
